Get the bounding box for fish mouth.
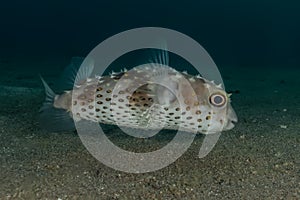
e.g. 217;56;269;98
224;105;238;131
224;118;237;130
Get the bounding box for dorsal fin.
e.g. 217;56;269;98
58;57;94;91
148;43;169;67
74;58;94;85
150;66;178;106
144;44;180;106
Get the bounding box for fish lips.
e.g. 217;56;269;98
224;104;238;131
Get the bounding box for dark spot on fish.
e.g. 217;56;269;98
190;123;195;125
103;106;108;109
169;113;174;115
186;116;192;120
197;119;202;122
97;101;103;105
196;110;201;115
206;116;211;120
97;87;103;91
89;112;94;116
88;105;94;109
81;108;86;112
79;95;86;100
164;107;169;111
96;108;100;112
112;94;118;98
175;116;180;119
96;94;103;98
175;107;180;111
118;106;124;109
143;103;149;107
186;106;190;111
73;101;77;106
106;97;111;101
198;125;202;128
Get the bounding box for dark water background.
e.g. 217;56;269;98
0;0;299;68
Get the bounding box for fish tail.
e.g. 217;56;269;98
39;75;75;132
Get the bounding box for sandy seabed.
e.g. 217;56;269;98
0;58;299;199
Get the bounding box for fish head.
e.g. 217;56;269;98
199;80;238;134
160;72;238;135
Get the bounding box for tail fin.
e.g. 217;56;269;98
39;76;75;132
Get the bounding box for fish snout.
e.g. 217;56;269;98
224;104;238;131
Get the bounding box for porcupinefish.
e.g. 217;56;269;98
39;56;237;134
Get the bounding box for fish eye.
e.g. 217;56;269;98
209;93;226;107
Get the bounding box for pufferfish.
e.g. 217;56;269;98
39;57;237;134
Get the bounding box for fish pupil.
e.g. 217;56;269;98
214;96;223;104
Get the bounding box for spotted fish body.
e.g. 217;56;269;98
41;63;237;134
